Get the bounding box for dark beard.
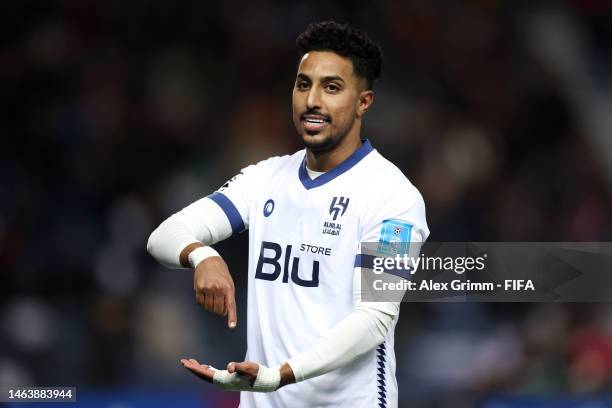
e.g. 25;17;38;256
299;117;355;154
302;133;339;153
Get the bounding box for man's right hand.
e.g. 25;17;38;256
180;243;237;329
193;255;237;328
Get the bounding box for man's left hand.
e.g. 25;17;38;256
180;358;295;392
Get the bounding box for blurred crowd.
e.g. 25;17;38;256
2;1;612;407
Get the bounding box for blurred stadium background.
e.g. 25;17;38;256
2;1;612;407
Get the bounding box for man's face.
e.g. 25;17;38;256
292;51;364;153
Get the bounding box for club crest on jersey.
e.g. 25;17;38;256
329;196;349;221
377;219;413;256
323;196;349;236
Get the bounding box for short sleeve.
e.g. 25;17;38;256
207;157;281;234
359;184;429;247
353;183;429;315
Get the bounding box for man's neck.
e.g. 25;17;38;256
305;136;362;172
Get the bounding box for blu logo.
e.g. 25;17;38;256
329;196;349;221
255;241;319;287
263;199;275;217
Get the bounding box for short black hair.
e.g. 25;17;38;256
296;21;383;90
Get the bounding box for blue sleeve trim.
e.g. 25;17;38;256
354;253;376;269
207;192;246;235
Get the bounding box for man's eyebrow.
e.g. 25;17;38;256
296;73;346;83
321;75;345;83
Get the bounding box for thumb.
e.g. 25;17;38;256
234;362;257;376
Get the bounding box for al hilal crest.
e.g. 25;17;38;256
323;196;349;236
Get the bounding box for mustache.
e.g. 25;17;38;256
300;110;331;122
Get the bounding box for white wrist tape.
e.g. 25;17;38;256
188;246;220;269
211;365;280;392
252;365;281;392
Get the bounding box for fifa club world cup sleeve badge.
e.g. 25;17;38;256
377;219;413;256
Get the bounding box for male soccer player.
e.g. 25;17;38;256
147;21;429;407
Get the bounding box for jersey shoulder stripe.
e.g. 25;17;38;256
207;191;245;234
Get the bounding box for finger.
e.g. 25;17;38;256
234;362;245;374
180;359;198;369
195;292;205;306
213;294;225;315
185;367;213;383
204;294;214;311
227;362;236;373
180;359;214;383
182;359;207;371
226;292;237;329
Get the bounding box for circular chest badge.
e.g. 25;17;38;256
263;199;275;217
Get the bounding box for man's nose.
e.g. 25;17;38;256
306;86;322;109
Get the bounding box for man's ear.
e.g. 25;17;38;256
356;90;374;118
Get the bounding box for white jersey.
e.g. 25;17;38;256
208;139;429;407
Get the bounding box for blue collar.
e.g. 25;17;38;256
298;139;374;190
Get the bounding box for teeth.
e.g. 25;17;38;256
305;119;325;123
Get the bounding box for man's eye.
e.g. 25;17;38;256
297;81;309;90
326;84;339;92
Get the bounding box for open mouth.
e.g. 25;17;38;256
301;115;329;132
